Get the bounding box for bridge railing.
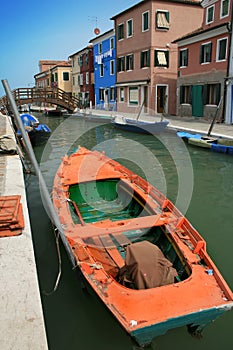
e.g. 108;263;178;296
0;87;82;112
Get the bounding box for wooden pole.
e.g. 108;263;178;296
2;79;75;266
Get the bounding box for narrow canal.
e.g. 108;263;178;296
26;114;233;350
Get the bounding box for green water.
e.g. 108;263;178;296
26;114;233;350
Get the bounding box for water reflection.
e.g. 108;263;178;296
26;114;233;350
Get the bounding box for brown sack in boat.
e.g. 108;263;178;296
119;241;177;289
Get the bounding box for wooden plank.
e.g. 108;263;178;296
99;235;125;268
112;233;131;247
99;235;116;248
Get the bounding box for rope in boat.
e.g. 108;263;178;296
73;261;103;270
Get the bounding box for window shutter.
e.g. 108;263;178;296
166;51;169;67
147;50;150;67
200;46;203;64
154;50;158;66
186;49;189;66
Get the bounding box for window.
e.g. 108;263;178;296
86;72;89;85
117;23;124;40
78;55;83;67
127;19;133;37
141;50;150;68
206;5;214;24
120;88;124;102
99;43;102;54
203;83;221;105
99;88;104;101
220;0;229;18
180;86;192;104
217;37;228;61
156;11;170;30
117;56;125;72
200;42;212;64
72;76;75;86
179;49;188;67
110;37;114;49
154;50;169;67
63;72;69;81
110;87;115;101
126;54;134;70
79;74;83;86
142;11;149;31
110;60;115;75
129;87;139;105
100;63;104;77
85;54;89;65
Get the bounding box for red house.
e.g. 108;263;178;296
174;0;232;121
111;0;203;116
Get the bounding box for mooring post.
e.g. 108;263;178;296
2;79;75;266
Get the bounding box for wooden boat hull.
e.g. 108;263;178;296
53;147;233;346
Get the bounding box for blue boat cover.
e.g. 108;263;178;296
177;131;202;140
20;113;39;126
35;124;51;133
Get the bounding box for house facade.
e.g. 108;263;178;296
90;29;117;110
78;45;95;108
50;62;72;93
174;0;232;121
111;0;203;115
69;52;81;99
34;60;72;93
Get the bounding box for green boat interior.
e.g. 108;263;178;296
68;179;191;288
69;178;152;223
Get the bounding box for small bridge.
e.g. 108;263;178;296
0;87;81;113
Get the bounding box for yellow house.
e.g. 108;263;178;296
50;62;72;94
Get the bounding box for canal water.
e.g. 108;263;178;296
26;114;233;350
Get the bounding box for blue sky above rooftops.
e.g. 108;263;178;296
0;0;138;96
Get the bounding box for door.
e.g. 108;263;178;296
143;86;148;113
157;86;167;113
192;85;203;117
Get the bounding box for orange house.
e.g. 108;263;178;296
111;0;203;116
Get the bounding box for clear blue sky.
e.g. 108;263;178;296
0;0;139;97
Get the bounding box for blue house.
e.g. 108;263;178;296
90;29;116;110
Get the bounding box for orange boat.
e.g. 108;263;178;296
53;146;233;346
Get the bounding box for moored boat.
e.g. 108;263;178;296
177;131;233;154
52;146;233;346
112;115;169;134
17;113;51;146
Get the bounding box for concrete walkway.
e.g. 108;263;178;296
0;113;48;349
85;108;233;139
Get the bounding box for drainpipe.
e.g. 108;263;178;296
225;14;233;124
